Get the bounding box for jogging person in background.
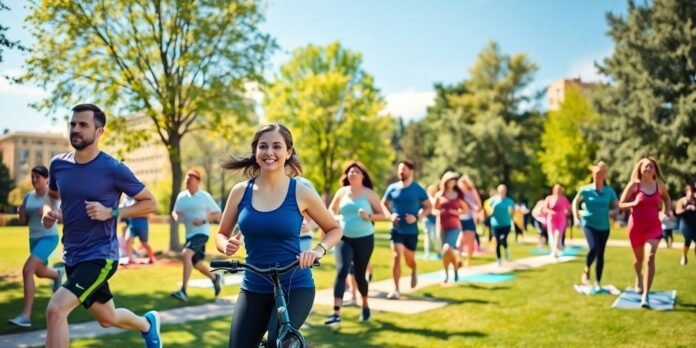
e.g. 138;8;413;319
122;195;156;264
216;123;342;347
619;157;672;308
572;161;619;290
659;209;676;249
381;160;432;300
423;184;440;259
8;165;64;328
675;183;696;265
488;184;515;266
545;184;571;259
434;171;467;282
531;198;548;249
456;175;482;267
41;104;160;348
326;161;385;324
170;169;223;302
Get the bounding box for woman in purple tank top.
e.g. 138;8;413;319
216;124;343;347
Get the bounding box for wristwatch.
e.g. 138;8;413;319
111;207;120;218
316;242;328;256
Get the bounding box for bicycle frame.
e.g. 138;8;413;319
210;259;317;348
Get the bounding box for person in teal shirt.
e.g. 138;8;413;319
572;161;619;289
488;184;515;265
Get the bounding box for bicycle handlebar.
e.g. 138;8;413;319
210;259;320;276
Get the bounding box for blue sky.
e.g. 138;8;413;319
0;0;626;133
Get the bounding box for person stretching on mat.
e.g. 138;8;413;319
572;161;619;291
619;157;672;308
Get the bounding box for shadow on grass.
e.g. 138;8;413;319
302;319;487;348
674;302;696;313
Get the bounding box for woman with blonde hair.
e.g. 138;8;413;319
545;184;571;259
572;161;619;290
434;172;467;282
456;175;482;267
619;157;672;308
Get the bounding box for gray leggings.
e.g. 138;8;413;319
333;235;374;300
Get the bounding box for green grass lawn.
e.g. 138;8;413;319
2;223;695;347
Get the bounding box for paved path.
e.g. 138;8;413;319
1;253;576;347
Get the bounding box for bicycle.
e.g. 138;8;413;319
210;259;319;348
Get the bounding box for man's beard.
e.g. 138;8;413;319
71;135;95;150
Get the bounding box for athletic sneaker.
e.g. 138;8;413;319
170;289;188;302
640;296;651;309
141;311;162;348
360;307;371;322
8;313;31;328
680;256;687;266
496;258;502;266
53;268;65;293
213;273;222;297
386;290;400;300
324;313;341;325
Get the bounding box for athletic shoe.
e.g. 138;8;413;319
680;256;687;266
410;270;418;288
640;296;651;309
386;290;400;300
360;307;371;322
141;311;162;348
324;313;341;325
496;258;502;266
8;313;31;328
213;273;222;297
170;289;188;302
53;268;64;293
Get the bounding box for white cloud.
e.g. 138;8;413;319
566;49;613;83
382;89;435;121
0;69;47;98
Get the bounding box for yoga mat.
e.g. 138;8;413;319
573;284;621;295
612;289;677;310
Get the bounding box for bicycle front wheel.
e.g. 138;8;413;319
280;332;305;348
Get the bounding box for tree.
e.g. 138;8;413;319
0;156;14;212
539;87;598;191
0;1;26;64
593;0;696;191
264;42;395;198
423;41;542;198
23;0;275;250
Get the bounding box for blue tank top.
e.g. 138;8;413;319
338;191;374;238
237;177;314;293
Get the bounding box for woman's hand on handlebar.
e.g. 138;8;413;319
225;233;243;256
298;250;322;268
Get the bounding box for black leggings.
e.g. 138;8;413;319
493;226;510;259
583;226;609;282
333;235;374;300
229;287;315;348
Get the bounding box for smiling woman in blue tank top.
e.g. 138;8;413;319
325;161;386;325
215;123;343;348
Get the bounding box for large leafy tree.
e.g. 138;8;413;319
0;156;14;212
423;41;542;198
539;87;599;191
593;0;696;191
265;42;394;198
23;0;275;250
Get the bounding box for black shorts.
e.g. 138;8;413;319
184;234;209;265
64;259;118;309
390;229;418;251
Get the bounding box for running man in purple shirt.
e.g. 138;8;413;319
42;104;161;348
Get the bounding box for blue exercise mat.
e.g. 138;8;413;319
612;289;677;310
530;246;585;256
459;273;515;283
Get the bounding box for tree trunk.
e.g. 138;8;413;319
168;136;183;251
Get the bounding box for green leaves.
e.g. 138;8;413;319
264;42;394;197
593;0;696;191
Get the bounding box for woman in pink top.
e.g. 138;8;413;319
619;157;672;308
545;184;570;258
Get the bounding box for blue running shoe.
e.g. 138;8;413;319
141;311;162;348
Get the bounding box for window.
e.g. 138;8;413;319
36;150;44;165
19;149;29;164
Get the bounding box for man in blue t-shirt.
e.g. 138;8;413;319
170;169;222;302
41;104;161;348
381;160;431;300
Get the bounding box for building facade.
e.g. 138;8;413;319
0;131;70;183
547;78;598;111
